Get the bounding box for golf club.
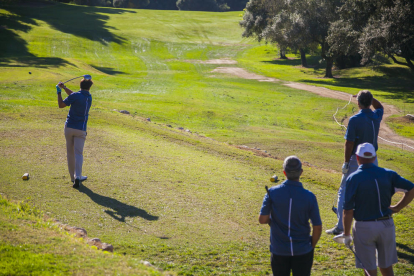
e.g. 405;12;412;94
333;235;371;276
63;74;92;84
265;185;275;225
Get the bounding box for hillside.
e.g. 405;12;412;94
1;3;414;275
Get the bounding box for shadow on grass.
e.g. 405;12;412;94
0;3;133;67
397;243;414;264
79;185;158;222
90;65;125;75
262;55;324;69
301;75;414;102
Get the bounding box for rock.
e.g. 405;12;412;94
29;72;31;74
185;129;192;133
119;110;130;114
141;261;152;267
178;127;184;130
146;118;151;121
167;124;172;128
101;243;114;252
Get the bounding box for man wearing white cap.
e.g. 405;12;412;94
336;143;414;276
327;90;384;235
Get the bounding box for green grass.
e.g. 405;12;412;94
0;195;168;275
1;2;414;275
237;45;414;121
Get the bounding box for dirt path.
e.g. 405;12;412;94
211;65;414;152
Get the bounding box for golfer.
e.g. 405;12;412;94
327;90;384;235
336;143;414;276
259;156;322;276
56;78;93;189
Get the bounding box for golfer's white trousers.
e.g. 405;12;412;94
64;126;86;181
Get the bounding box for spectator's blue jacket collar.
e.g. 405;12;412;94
283;179;303;188
359;108;372;113
358;163;375;170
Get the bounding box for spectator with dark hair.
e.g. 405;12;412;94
327;90;384;235
259;156;322;276
57;78;93;189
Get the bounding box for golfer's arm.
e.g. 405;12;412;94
372;97;383;110
63;86;73;95
343;209;354;236
311;225;322;248
258;214;270;224
344;140;354;163
57;93;66;108
391;187;414;212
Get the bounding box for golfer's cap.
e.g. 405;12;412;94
355;143;376;158
283;156;302;172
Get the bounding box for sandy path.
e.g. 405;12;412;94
211;65;414;152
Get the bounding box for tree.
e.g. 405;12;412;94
328;0;414;72
241;0;342;76
176;0;229;11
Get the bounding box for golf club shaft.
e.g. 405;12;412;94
265;186;275;223
347;245;371;276
63;76;83;84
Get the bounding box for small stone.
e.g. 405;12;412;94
146;118;151;121
178;127;184;130
90;238;101;243
101;243;114;252
141;261;152;267
185;129;191;133
119;110;130;114
167;124;172;128
29;72;31;74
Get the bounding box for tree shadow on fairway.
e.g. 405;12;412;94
0;8;72;67
90;65;125;75
301;74;414;103
397;243;414;264
2;3;133;45
79;185;158;222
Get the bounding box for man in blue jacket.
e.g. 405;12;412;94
259;156;322;276
336;143;414;276
57;78;93;189
327;90;384;235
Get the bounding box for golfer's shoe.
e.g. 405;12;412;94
325;227;343;235
79;176;87;181
73;178;80;189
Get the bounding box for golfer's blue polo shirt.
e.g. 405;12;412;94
344;163;414;221
260;180;322;256
345;108;383;154
63;90;92;131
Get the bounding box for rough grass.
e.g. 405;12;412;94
0;195;168;275
1;3;414;275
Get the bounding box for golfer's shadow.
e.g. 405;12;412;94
79;185;158;222
397;243;414;264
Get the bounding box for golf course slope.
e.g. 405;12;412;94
1;2;413;275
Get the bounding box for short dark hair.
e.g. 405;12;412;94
283;156;302;180
357;90;373;108
80;79;93;90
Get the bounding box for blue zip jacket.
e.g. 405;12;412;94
344;163;414;221
260;180;322;256
63;90;92;131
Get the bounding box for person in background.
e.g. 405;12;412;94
57;78;93;189
327;90;384;235
259;156;322;276
335;143;414;276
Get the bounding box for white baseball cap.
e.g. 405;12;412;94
355;143;376;158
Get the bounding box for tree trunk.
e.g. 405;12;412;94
280;48;287;59
324;57;334;78
300;48;307;67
